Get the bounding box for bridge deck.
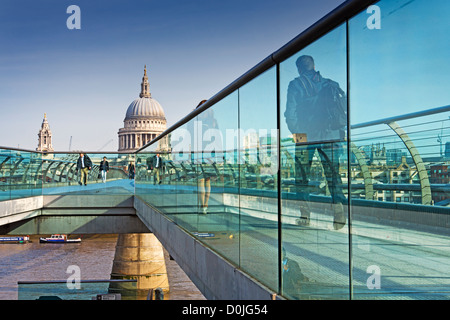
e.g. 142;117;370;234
136;184;450;300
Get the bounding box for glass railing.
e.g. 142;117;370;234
136;0;450;300
0;147;42;201
18;279;137;300
350;107;450;299
0;150;135;201
42;152;135;195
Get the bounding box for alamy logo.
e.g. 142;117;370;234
66;265;81;289
366;265;381;290
366;5;381;30
66;5;81;30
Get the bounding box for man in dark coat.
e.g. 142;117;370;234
99;156;109;183
152;153;163;184
76;152;92;186
284;55;347;230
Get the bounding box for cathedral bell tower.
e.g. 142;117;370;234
37;113;54;152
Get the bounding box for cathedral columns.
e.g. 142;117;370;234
118;132;161;151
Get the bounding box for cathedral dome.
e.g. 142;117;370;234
118;65;167;152
125;97;165;120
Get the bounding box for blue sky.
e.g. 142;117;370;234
0;0;345;151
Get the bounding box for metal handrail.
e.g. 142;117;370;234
351;105;450;129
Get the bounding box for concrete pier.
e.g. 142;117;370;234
109;233;169;300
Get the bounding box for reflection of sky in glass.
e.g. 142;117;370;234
204;91;239;151
279;24;347;139
239;66;277;135
349;0;450;124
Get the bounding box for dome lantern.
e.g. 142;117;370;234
140;65;151;98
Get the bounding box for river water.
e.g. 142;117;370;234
0;234;205;300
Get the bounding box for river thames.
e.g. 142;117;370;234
0;234;205;300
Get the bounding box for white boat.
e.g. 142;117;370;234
0;236;30;243
39;234;81;243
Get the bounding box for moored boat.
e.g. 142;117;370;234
39;234;81;243
0;236;30;243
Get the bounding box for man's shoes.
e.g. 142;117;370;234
78;182;82;186
296;217;310;226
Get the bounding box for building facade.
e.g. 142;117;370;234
118;66;167;152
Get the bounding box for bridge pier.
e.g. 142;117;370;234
109;233;169;300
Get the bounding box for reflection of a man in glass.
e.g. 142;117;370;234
196;100;218;214
282;247;309;298
284;55;346;230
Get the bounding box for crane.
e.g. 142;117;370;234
98;139;114;151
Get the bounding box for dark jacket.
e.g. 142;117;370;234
282;258;308;292
76;155;92;170
284;70;346;142
128;163;135;179
99;160;109;171
152;155;163;169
